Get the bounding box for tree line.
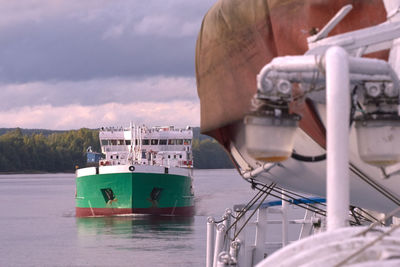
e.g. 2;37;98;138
0;128;233;173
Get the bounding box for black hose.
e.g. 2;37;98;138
291;152;326;162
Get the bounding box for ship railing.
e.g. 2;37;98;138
102;146;129;152
206;197;325;267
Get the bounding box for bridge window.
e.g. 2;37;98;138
159;139;167;145
151;139;159;145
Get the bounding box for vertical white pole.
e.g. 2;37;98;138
383;0;400;113
254;207;267;263
206;217;215;267
213;224;226;267
281;190;289;246
326;46;350;231
138;127;142;162
222;209;232;252
235;210;247;267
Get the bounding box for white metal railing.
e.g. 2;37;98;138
206;198;326;267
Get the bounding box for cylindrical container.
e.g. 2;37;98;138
244;113;300;162
355;114;400;167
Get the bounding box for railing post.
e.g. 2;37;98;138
206;217;215;267
213;224;226;267
281;190;289;246
254;207;268;263
223;209;232;252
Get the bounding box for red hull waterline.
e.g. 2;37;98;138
76;206;195;217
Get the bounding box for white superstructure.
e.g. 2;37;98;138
98;125;193;168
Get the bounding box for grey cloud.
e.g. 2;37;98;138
0;76;197;110
0;0;214;83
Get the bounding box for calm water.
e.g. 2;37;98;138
0;169;265;267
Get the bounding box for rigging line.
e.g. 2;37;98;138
224;183;271;237
233;182;267;221
244;182;379;228
273;185;327;207
248;183;362;225
230;184;271;242
252;184;326;217
248;166;385;224
356;206;400;237
278;186;375;225
232;184;275;241
230;183;275;240
334;223;400;267
350;209;374;224
350;207;362;225
349;163;400;206
250;180;328;216
251;181;327;216
243;174;326;208
266;191;326;217
230;183;271;231
247;176;378;225
213;218;228;224
273;186;375;225
352;207;382;225
269;187;327;215
248;180;380;225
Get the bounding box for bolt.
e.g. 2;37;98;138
365;82;382;98
384;83;399;98
277;79;292;95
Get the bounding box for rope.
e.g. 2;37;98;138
232;183;276;241
350;163;400;206
213;218;228;224
270;185;379;226
352;207;382;225
274;185;326;207
356;206;400;237
249;180;327;217
350;206;362;225
224;183;272;237
250;179;380;226
334;223;400;267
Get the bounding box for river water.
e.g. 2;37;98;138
0;169;277;267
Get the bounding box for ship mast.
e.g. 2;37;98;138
129;122;135;164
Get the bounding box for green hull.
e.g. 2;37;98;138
75;172;194;217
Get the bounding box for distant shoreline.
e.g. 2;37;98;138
0;170;75;175
0;168;236;175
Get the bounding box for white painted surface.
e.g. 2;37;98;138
76;164;190;178
76;167;96;177
326;46;350;231
256;226;400;267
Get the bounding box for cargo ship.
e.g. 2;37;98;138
75;124;195;217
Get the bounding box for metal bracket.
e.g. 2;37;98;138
307;4;353;44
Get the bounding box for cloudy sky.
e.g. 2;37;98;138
0;0;215;130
